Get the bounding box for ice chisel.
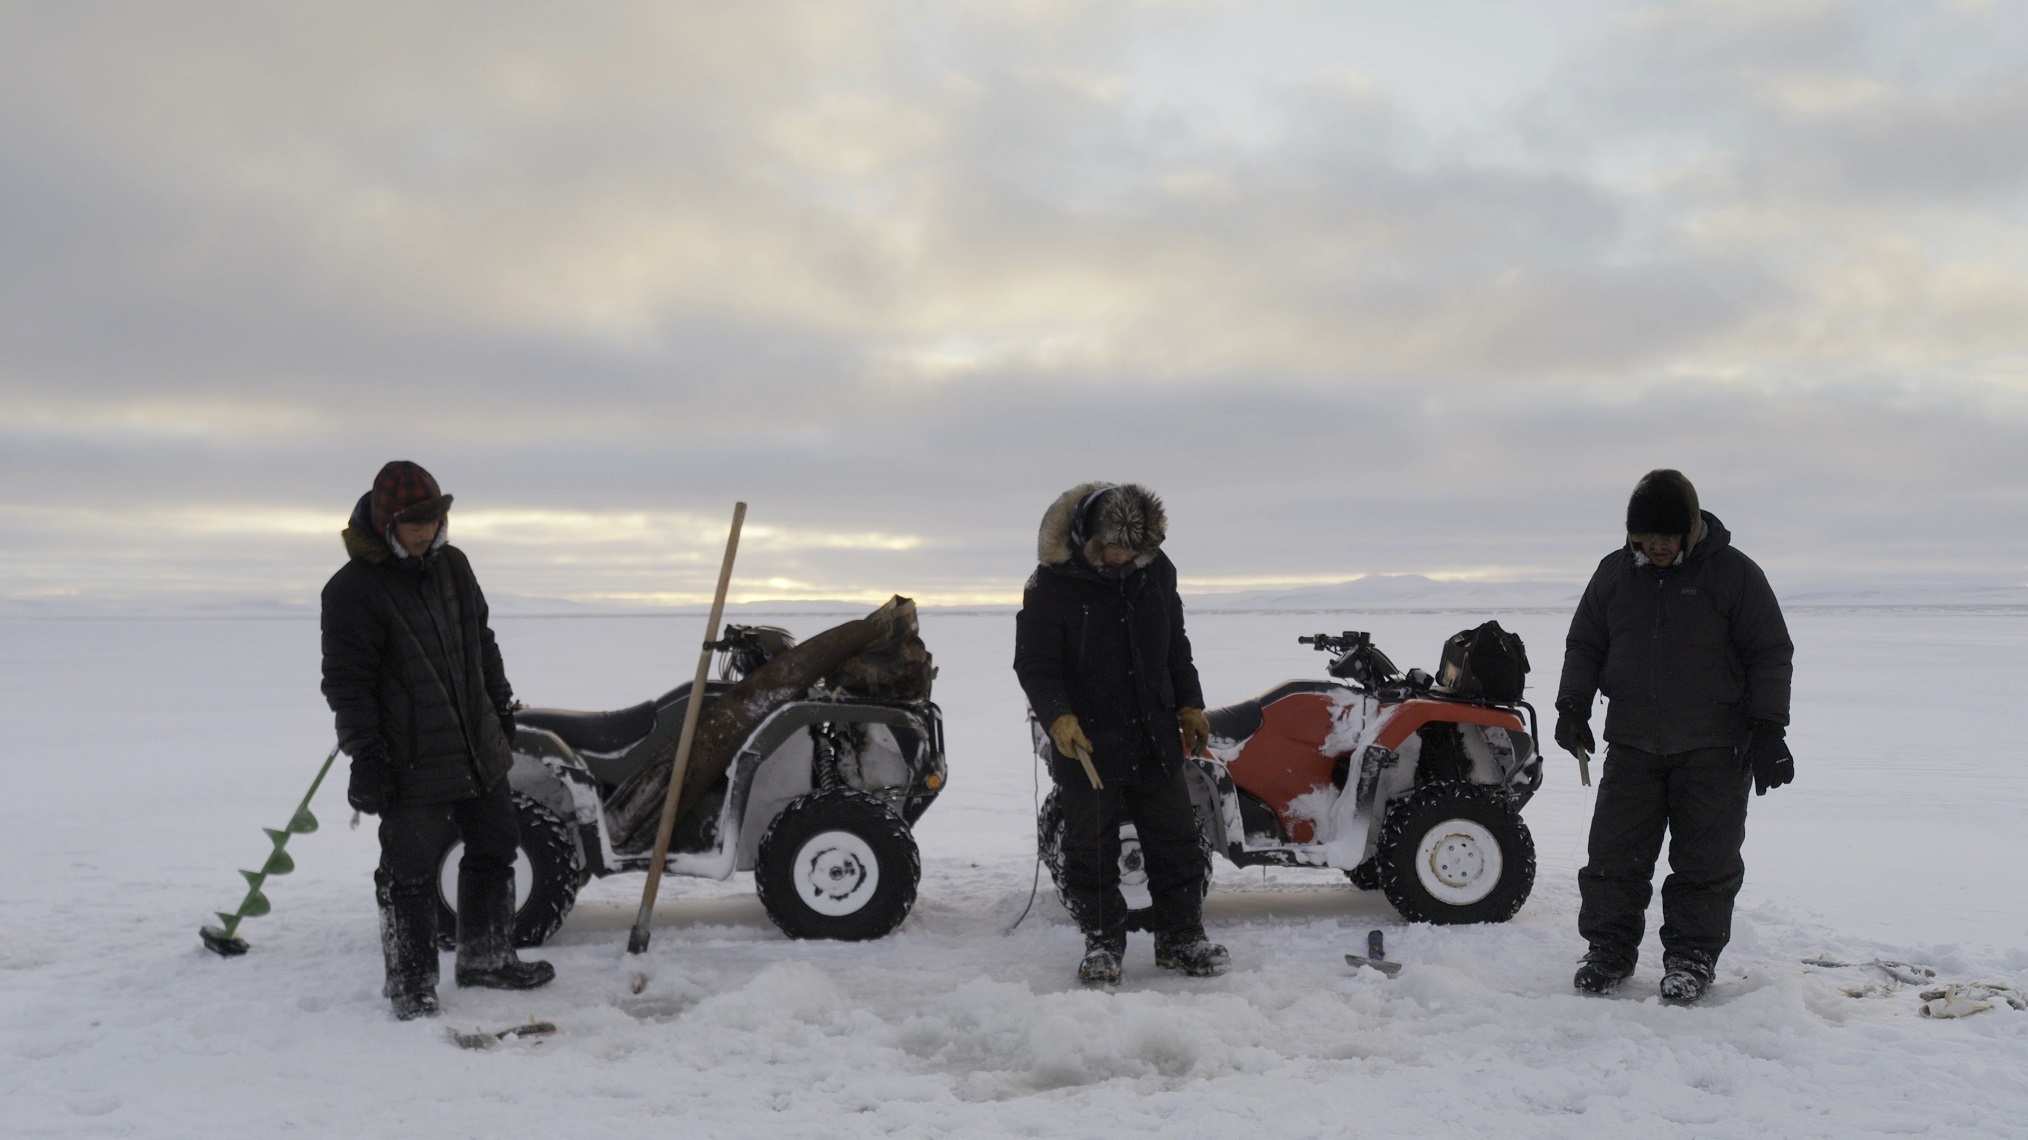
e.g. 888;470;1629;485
627;501;746;955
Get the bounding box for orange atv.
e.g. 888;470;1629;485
1037;625;1542;926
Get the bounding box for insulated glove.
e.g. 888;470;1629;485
1179;707;1210;756
1048;714;1093;764
1747;722;1793;796
1048;713;1103;789
1552;699;1595;759
346;748;393;815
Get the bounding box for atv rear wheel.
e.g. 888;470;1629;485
1376;782;1534;924
433;792;586;949
1037;788;1213;930
756;789;920;940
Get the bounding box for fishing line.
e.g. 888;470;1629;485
1002;726;1046;935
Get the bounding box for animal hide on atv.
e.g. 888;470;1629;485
605;595;932;853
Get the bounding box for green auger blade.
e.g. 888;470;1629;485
201;745;341;959
237;870;273;917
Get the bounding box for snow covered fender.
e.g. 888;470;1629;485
506;726;599;867
724;700;944;874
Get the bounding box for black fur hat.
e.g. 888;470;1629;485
1626;469;1702;547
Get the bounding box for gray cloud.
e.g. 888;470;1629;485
1;1;2023;604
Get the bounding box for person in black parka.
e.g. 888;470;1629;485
1555;469;1794;1004
1013;483;1228;984
321;461;553;1019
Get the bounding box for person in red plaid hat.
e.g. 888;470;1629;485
319;461;554;1019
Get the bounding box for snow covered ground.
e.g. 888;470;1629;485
4;603;2026;1138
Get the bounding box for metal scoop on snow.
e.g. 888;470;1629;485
1345;928;1403;977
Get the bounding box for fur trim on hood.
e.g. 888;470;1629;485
342;491;447;565
1037;482;1167;570
1626;468;1705;553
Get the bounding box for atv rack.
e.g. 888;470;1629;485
1300;631;1539;744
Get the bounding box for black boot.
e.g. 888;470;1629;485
453;866;555;990
1659;950;1715;1004
1573;947;1635;995
377;874;440;1020
1077;926;1127;986
1154;926;1230;977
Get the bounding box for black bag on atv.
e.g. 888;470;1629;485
1434;621;1529;702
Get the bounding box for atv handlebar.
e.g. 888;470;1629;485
1299;631;1402;688
1299;632;1363;653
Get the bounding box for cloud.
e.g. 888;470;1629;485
1;1;2024;604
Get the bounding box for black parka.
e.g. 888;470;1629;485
1013;492;1204;785
1557;510;1792;755
321;494;514;805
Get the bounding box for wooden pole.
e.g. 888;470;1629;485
627;501;746;954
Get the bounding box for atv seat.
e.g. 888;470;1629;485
1206;681;1349;743
518;700;658;757
1206;700;1264;742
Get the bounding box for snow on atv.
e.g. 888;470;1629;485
1037;622;1542;926
434;598;947;946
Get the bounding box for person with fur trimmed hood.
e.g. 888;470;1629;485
1013;483;1228;984
1555;469;1794;1004
320;461;554;1020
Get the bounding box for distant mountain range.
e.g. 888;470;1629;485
1188;575;1583;611
1189;573;2028;611
4;573;2022;619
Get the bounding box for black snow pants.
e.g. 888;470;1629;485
373;782;519;994
377;780;519;889
1054;737;1205;944
1577;743;1751;977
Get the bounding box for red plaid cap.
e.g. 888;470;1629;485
369;461;453;532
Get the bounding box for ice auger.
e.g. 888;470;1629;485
200;745;339;957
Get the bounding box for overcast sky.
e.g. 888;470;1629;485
3;0;2023;606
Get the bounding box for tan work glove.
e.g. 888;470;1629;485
1179;707;1210;757
1048;713;1102;789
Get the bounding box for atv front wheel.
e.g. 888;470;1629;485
1037;788;1213;930
756;790;920;940
434;792;587;949
1376;782;1534;924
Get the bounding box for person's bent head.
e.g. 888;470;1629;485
1625;469;1700;567
370;460;453;558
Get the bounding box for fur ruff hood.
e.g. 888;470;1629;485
341;491;447;565
1036;482;1167;571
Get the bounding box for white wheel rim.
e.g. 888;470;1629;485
1413;818;1503;906
439;842;533;911
1116;825;1152;910
793;830;881;917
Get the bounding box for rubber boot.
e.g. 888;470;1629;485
453;866;555;990
376;874;440;1020
1077;925;1127;987
1153;925;1230;977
